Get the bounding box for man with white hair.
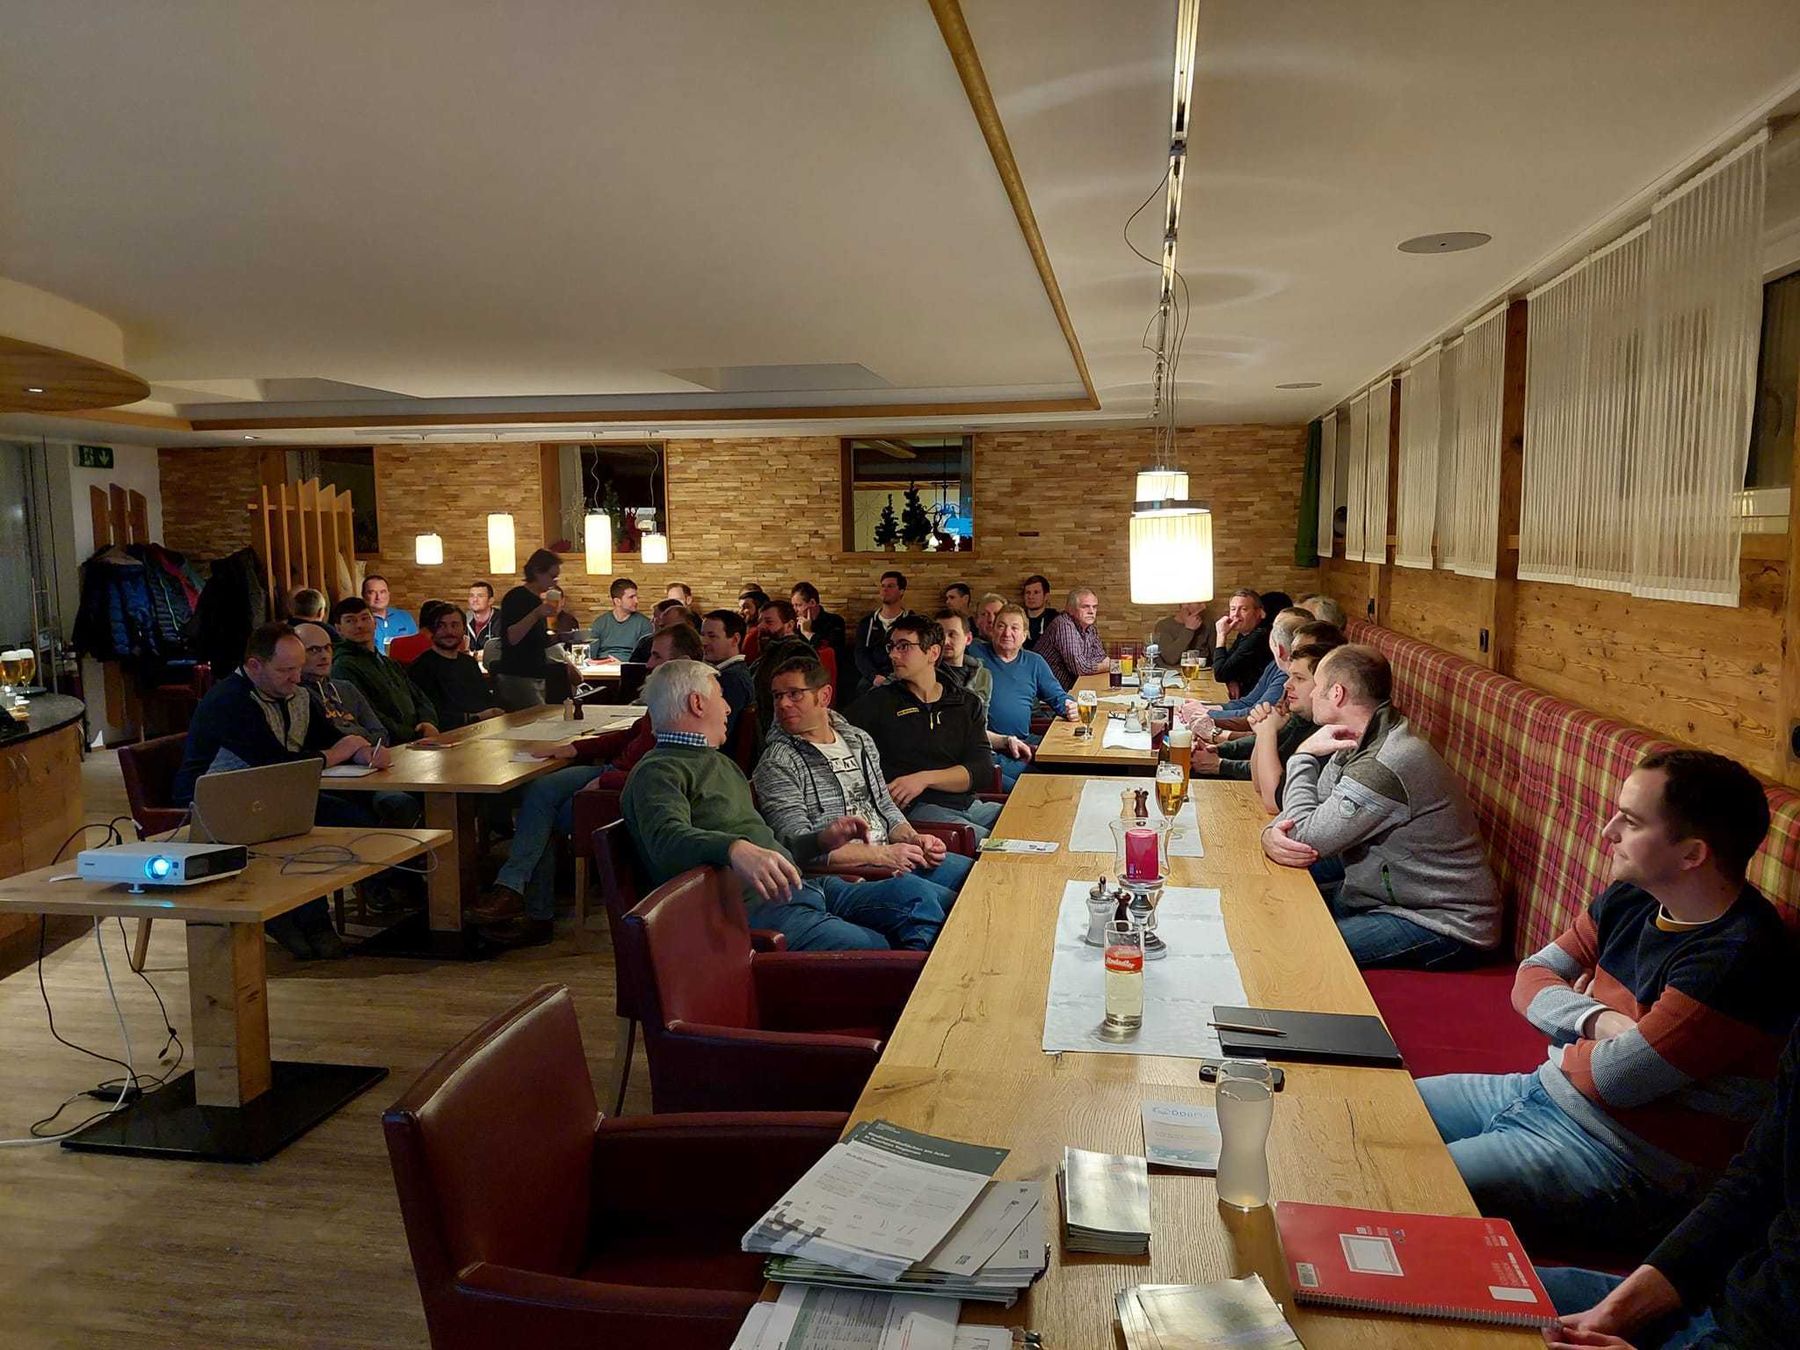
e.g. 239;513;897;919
622;659;907;950
1300;593;1346;627
1038;586;1108;690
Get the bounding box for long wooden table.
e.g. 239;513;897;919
845;772;1531;1346
0;826;448;1161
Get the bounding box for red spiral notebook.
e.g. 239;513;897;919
1274;1202;1556;1329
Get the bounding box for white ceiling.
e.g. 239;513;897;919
4;0;1800;445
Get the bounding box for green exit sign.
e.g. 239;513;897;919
77;444;114;470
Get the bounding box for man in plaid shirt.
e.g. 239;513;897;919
1038;585;1109;690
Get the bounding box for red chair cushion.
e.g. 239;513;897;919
1363;964;1549;1080
388;632;433;665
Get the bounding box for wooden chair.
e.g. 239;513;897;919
115;733;190;970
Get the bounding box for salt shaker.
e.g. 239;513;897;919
1083;876;1114;947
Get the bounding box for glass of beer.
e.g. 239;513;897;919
0;650;19;692
14;647;35;687
1102;920;1144;1036
1181;649;1202;686
1119;649;1136;679
1167;721;1193;799
1076;689;1099;739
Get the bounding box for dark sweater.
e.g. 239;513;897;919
1216;713;1316;800
846;675;994;811
331;635;437;743
620;742;787;909
1212;621;1272;690
171;671;345;805
405;649;494;729
1649;1023;1800;1349
853;608;913;690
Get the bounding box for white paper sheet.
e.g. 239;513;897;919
952;1330;1013;1350
1069;779;1203;857
1101;717;1152;750
765;1286;958;1350
494;714;637;741
1042;880;1246;1059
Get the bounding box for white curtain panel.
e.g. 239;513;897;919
1364;377;1393;564
1316;412;1337;551
1446;305;1507;577
1519;226;1647;591
1436;337;1461;569
1630;131;1767;606
1394;348;1442;569
1343;390;1370;562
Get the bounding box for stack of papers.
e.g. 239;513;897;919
1141;1101;1221;1173
1117;1276;1301;1350
1058;1146;1151;1255
729;1285;961;1350
744;1121;1029;1295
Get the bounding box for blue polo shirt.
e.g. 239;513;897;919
373;608;418;653
983;647;1068;738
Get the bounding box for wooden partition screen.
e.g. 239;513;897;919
250;477;359;610
89;482;149;551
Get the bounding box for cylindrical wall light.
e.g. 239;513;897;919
584;513;613;575
641;530;670;565
414;533;444;566
1129;507;1214;605
487;513;516;576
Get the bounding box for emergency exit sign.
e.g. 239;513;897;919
77;445;114;470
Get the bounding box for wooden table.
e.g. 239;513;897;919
1033;672;1157;772
328;705;636;955
846;773;1531;1346
0;826;448;1161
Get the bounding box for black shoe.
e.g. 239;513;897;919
309;927;349;960
486;917;555;948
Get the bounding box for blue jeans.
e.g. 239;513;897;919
909;798;1003;841
747;882;888;951
1535;1268;1722;1349
496;764;604;920
998;753;1030;787
814;860;965;950
1326;898;1481;969
1419;1072;1695;1249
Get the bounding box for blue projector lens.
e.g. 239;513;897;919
145;855;173;880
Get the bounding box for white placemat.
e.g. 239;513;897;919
1069;779;1203;856
1042;880;1246;1058
1101;717;1152;750
495;713;638;740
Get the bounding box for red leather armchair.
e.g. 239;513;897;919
384;983;846;1350
621;867;925;1113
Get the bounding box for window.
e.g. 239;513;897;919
316;447;380;555
575;444;667;554
841;437;973;553
1747;268;1800;490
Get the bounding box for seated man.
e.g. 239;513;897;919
627;600;698;664
1037;586;1109;690
290;587;329;624
737;587;771;628
853;569;912;693
465;579;499;649
362;573;416;654
467;624;697;946
588;576;652;661
941;582;972;617
1261;644;1500;969
699;607;756;744
1203;625;1344;814
791;580;848;674
330;596;439;744
1420;749;1798;1256
406;600;504;730
1150;601;1209;662
665;582;693;605
934;608;992;706
983;604;1076;787
971;591;1007;659
173;622;391;958
1299;593;1346;627
751;599;816;734
294;618;420;831
1020;574;1052;648
847;615;1000;839
622;659;890;951
754;654;974;948
1189;606;1311;726
1210;588;1271;695
1538;1021;1800;1350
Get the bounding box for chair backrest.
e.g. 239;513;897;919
621;868;760;1036
730;703;760;774
388;632;433;666
116;732;190;834
383;984;600;1340
590;816;648;1018
818;644;837;689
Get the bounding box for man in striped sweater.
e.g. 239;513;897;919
1420;749;1799;1253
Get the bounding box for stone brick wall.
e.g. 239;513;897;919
159;424;1318;641
156;447;263;561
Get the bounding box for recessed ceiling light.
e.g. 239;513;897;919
25;386;45;394
1276;382;1322;390
1397;231;1491;254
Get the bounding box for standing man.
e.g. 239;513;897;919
1212;588;1272;695
466;580;499;649
1038;586;1109;691
790;580;848;674
847;615;999;840
983;604;1075;787
491;548;567;710
1020;574;1053;648
361;574;416;654
330;596;440;743
588;576;652;661
853;570;911;694
700;608;756;746
407;600;504;729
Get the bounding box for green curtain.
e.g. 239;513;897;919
1294;419;1322;566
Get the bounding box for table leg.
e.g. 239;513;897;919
187;921;271;1108
424;791;478;933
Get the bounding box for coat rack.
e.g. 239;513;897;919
249;477;360;610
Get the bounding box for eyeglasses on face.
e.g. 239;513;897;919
770;686;819;704
886;640;922;654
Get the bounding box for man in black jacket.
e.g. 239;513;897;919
847;614;999;840
1210;587;1272;694
791;580;849;675
852;570;912;694
406;601;503;730
1538;1023;1800;1350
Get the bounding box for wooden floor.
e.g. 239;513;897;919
0;750;649;1349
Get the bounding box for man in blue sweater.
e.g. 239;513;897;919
984;604;1075;786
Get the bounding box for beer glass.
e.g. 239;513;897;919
1180;650;1202;687
1076;689;1099;739
1102;920;1144;1035
1215;1060;1276;1209
1167;722;1193;799
15;648;35;687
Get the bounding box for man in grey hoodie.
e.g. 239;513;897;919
1262;644;1500;969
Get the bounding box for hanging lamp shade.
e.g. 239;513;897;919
641;530;670;565
414;532;444;566
1135;468;1189;508
486;513;516;575
1129;507;1213;605
584;512;613;575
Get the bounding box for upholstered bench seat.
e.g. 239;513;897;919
1361;965;1547;1080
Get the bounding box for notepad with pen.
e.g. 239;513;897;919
1209;1006;1403;1067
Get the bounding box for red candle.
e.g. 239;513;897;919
1124;826;1159;882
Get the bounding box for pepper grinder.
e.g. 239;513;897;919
1083;876;1115;947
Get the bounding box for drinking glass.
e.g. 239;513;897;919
1180;650;1202;686
1076;689;1099;739
1119;649;1135;678
1215;1059;1276;1209
1108;658;1123;690
1102;920;1144;1035
15;648;35;688
1155;760;1185;861
1147;700;1171;752
1166;722;1193;800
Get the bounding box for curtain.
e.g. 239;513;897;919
1316;412;1337;554
1519;226;1646;590
1364;378;1393;564
1631;131;1767;605
1394;348;1442;569
1295;419;1321;565
1445;305;1507;577
1436;337;1460;568
1343;391;1369;562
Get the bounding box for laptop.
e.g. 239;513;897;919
190;759;323;845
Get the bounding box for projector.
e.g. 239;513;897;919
78;842;249;890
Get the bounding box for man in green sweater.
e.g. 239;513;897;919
621;658;893;950
330;596;439;744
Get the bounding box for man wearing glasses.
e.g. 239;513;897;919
847;615;1001;839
